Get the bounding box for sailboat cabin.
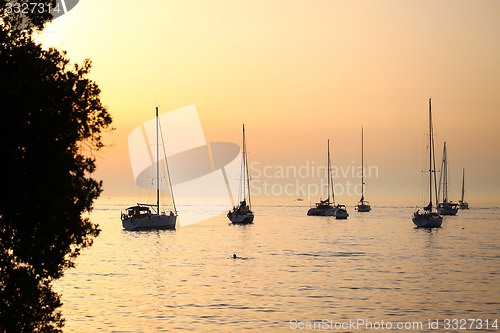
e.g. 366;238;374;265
122;206;151;220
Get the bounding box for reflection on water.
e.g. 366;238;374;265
55;201;500;332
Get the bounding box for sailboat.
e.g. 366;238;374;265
307;140;336;216
412;98;443;228
459;168;469;209
121;106;177;230
355;127;371;212
227;124;254;224
437;142;458;215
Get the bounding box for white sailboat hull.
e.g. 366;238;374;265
412;212;443;228
122;212;176;231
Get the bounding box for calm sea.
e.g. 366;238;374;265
55;198;500;332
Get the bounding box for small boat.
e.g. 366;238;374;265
459;168;469;209
437;142;458;215
412;98;443;228
228;124;254;224
121;106;177;230
355;127;371;212
335;204;349;219
307;140;336;216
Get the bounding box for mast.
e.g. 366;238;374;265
429;98;440;212
461;168;465;202
442;142;448;203
327;139;334;204
155;106;160;215
243;124;251;208
361;127;365;202
432;101;439;211
428;98;433;211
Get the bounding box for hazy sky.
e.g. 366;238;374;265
40;0;500;205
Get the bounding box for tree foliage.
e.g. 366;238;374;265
0;1;112;331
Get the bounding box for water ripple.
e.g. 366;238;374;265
55;203;500;332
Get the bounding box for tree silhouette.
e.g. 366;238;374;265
0;2;112;331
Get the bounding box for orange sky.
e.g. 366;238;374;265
40;0;500;205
